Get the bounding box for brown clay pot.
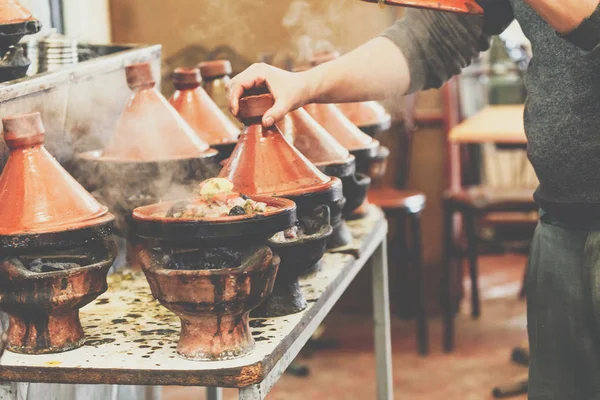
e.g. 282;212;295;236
0;0;36;23
100;63;216;162
220;95;340;201
139;245;279;361
337;101;391;137
254;205;332;317
0;0;41;52
132;195;297;245
169;67;240;158
75;63;221;239
0;239;117;354
278;108;350;166
277;108;364;246
0;112;114;245
303;103;380;154
359;0;484;14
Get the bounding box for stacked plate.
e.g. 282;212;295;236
39;33;78;72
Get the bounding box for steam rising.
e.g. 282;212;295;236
282;1;341;66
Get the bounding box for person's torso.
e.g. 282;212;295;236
509;0;600;218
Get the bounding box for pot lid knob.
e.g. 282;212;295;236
172;67;202;90
198;59;232;79
2;112;45;149
238;92;275;121
126;62;156;90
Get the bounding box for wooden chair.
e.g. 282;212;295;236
368;95;429;355
441;186;538;352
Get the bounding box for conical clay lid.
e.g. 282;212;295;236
0;0;36;24
169;67;240;146
277;108;350;166
337;101;391;129
101;63;215;162
0;112;114;236
304;103;379;152
219;93;334;197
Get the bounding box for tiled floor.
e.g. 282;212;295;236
163;253;528;400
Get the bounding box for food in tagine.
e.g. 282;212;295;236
161;178;275;219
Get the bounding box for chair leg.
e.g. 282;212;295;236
442;204;455;353
408;211;428;356
464;210;481;319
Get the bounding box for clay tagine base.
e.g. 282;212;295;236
254;206;332;318
0;240;117;354
139;245;279;361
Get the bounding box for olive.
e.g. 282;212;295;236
229;205;247;216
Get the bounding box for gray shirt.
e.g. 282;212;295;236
382;1;600;223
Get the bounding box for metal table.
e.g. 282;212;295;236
0;206;391;400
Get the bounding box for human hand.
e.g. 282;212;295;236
227;63;312;127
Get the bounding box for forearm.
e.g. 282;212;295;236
524;0;599;33
301;37;411;104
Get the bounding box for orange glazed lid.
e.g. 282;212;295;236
0;112;114;236
169;67;239;145
99;62;217;162
0;0;37;24
219;93;338;197
277;108;350;166
304;103;379;152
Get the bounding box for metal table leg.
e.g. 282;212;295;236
239;384;262;400
372;240;393;400
207;387;223;400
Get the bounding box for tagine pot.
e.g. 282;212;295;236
76;62;220;237
169;67;240;160
133;193;295;360
337;101;391;137
0;0;41;51
0;112;117;354
278;108;368;245
0;112;115;251
254;205;332;317
304;103;390;219
220;93;343;215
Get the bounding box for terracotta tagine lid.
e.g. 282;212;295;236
100;62;216;162
303;103;379;152
337;101;391;130
0;112;114;236
220;93;337;197
277;108;350;166
360;0;483;14
169;67;240;146
198;59;232;79
0;0;37;24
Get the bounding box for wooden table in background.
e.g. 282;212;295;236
450;105;526;144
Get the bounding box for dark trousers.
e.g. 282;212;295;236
527;214;600;399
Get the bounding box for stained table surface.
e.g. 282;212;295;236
0;206;386;389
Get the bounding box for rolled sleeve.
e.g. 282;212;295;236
381;0;514;93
